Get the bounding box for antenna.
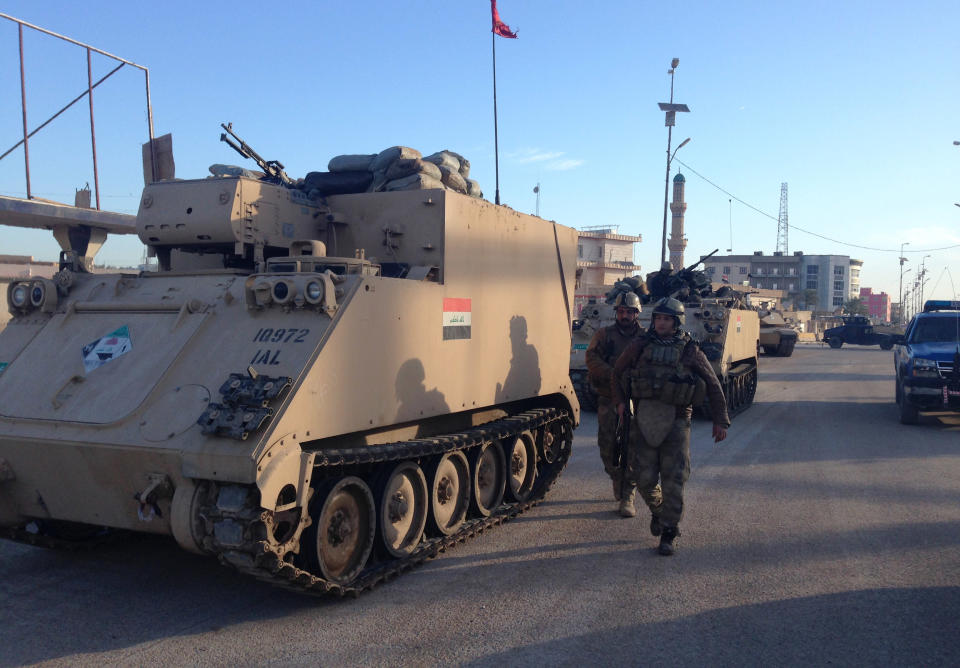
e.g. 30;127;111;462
776;182;788;254
534;182;541;217
727;198;733;252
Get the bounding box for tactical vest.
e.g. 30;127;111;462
629;334;707;407
601;323;639;365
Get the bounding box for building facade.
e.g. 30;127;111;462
575;226;642;315
860;287;892;322
701;251;863;311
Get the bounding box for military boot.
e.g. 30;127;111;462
649;513;662;537
658;526;679;556
618;486;637;518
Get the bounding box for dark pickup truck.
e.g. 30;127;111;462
894;300;960;424
823;315;900;350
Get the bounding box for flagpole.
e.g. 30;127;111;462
492;30;501;206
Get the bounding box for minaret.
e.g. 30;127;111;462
668;172;687;268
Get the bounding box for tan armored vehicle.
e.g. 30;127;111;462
0;161;579;594
569;301;615;411
758;309;798;357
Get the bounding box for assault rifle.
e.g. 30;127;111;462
219;122;293;187
615;403;632;500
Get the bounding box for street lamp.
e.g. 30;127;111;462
658;58;690;265
898;242;910;325
920;254;931;307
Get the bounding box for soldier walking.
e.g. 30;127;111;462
611;298;729;555
585;292;646;517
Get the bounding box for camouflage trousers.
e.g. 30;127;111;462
626;416;690;528
596;397;635;498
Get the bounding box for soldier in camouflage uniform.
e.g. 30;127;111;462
612;297;729;555
585;292;646;517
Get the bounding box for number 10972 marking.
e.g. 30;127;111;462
252;328;309;343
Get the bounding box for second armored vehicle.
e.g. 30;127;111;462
758;308;798;357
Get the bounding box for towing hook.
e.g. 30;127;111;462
134;473;173;522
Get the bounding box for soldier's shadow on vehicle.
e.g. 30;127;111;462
394;358;450;430
495;315;541;403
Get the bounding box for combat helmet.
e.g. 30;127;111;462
651;297;685;326
660;261;673;272
613;291;641;313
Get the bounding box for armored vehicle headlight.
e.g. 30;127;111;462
305;280;323;304
29;282;45;308
272;280;295;304
10;283;29;309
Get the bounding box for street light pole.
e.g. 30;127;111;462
898;242;910;325
657;58;689;266
920;254;931;307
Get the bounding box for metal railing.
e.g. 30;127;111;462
0;12;156;210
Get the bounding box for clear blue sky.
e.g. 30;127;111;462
1;1;958;301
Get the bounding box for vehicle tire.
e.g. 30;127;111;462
828;338;843;349
898;383;919;425
880;339;893;351
895;378;901;404
762;345;777;355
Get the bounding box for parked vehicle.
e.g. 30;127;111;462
823;315;899;350
893;300;960;424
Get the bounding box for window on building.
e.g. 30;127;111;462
807;265;818;275
806;280;818;289
755;267;764;275
723;266;731;275
772;282;778;290
706;266;715;275
834;280;844;291
578;244;583;258
788;267;797;275
833;296;843;306
739;267;747;274
772;267;779;275
788;283;795;292
834;266;844;276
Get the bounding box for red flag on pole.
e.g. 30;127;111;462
491;0;518;38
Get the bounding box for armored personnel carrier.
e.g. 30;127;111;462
0;144;579;595
569;301;614;411
758;308;798;357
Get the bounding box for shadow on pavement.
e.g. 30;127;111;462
465;586;960;666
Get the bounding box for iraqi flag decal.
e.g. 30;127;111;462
82;325;133;373
443;298;472;340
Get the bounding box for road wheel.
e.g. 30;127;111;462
376;462;428;558
304;476;375;585
427;451;471;536
828;338;843;349
898;383;919;425
505;431;538;502
470;442;506;517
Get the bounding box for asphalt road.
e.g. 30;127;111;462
2;344;958;667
